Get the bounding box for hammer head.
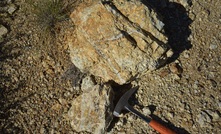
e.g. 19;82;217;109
113;86;138;117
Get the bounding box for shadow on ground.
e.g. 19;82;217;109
142;0;192;63
141;1;192;133
0;79;26;133
0;29;24;133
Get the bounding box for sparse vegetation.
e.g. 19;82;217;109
27;0;68;37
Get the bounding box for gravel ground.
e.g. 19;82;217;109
0;0;221;133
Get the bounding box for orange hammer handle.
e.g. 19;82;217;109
149;119;176;134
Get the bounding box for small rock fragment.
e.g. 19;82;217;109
40;127;45;134
81;75;95;92
66;84;114;133
173;74;181;80
58;98;67;106
0;25;8;43
167;112;174;118
127;115;134;122
212;112;220;121
179;0;190;7
193;81;199;89
142;107;151;116
209;44;218;50
169;0;191;8
159;69;170;77
206;110;220;121
8;4;17;14
196;111;212;127
169;63;183;74
0;25;8;37
183;51;190;58
116;120;123;127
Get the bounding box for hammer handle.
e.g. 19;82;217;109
149;119;176;134
125;105;176;134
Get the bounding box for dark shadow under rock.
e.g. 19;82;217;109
141;0;192;63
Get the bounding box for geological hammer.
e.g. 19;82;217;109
113;87;176;134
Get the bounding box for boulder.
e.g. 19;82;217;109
67;0;173;84
67;84;114;133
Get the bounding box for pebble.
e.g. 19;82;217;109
142;107;151;116
209;44;218;50
127;115;134;122
40;127;45;134
0;25;8;37
193;89;198;94
183;51;190;58
116;121;123;130
159;69;170;77
193;81;199;89
212;112;220;121
206;110;220;121
0;25;8;42
197;111;212;127
169;63;183;74
58;98;67;106
167;112;174;118
173;74;181;80
189;12;196;20
176;0;190;7
8;4;17;14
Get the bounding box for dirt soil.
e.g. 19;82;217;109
0;0;220;134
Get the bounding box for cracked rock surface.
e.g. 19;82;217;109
66;84;114;133
67;0;173;84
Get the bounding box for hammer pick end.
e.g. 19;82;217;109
113;111;123;117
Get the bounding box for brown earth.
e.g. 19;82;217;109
0;0;220;134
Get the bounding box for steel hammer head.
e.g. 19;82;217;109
113;86;138;117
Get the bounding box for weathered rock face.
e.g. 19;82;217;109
68;0;173;84
66;84;114;133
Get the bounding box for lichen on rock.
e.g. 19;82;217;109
67;0;173;84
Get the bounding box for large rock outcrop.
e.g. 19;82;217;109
67;0;173;84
